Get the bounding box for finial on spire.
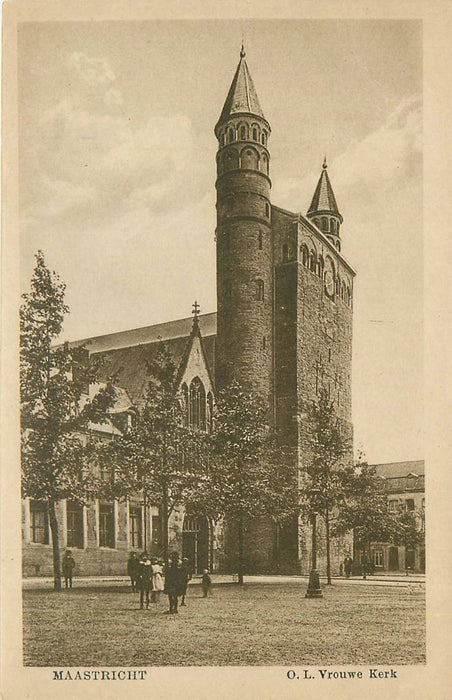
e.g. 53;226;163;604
240;42;246;59
323;155;327;169
191;300;200;332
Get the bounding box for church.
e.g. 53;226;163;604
22;48;355;578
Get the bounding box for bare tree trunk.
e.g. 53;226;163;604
325;509;332;585
48;499;62;591
237;517;244;585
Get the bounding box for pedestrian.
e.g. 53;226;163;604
62;550;76;589
201;569;212;598
344;556;353;579
339;562;343;577
127;552;140;592
137;552;152;609
164;552;185;614
180;557;193;606
151;557;164;603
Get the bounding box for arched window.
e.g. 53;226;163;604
189;377;206;431
181;383;189;426
228;127;235;143
346;286;352;306
241;148;258;170
335;277;340;295
316;256;324;277
253;127;258;141
240;125;247;140
322;217;328;232
341;282;346;300
265;202;270;217
302;245;309;267
310;252;316;272
282;244;289;262
314;218;320;229
260;153;268;174
261;132;267;145
224;149;239;171
258;231;263;250
256;279;264;301
331;219;336;234
207;392;214;433
221;132;226;147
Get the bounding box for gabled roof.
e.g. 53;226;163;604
307;160;341;219
216;47;266;130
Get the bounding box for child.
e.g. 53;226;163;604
151;557;164;603
62;550;76;589
201;569;212;598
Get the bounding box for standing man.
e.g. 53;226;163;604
62;550;76;589
137;552;152;609
164;552;185;614
180;557;192;607
344;556;353;579
127;552;140;592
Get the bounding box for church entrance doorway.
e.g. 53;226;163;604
182;515;209;574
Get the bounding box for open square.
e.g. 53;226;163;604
23;580;425;666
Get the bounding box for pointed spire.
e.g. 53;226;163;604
307;160;342;219
216;47;266;130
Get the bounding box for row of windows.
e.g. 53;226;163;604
218;147;269;175
300;245;352;306
313;216;340;235
28;499;153;550
219;123;268;147
180;378;214;432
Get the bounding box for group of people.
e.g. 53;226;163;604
128;550;212;613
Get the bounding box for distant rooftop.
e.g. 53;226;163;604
371;460;425;479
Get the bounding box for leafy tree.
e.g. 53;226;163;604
20;251;116;590
305;387;351;584
394;508;423;570
332;461;399;578
96;343;201;566
189;381;299;584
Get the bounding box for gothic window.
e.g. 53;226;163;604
256;279;265;301
207;392;214;433
66;501;84;549
265;202;270;217
228;127;235;143
282;244;289;262
322;217;328;232
129;504;142;549
301;245;309;267
258;231;263;250
29;500;49;544
181;382;189;426
99;502;115;548
189;377;206;431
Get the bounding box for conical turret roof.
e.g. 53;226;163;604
216;46;266;130
307;159;341;218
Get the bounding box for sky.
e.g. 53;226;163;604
18;19;423;464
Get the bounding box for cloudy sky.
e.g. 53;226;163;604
18;19;422;464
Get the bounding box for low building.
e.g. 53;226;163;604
362;460;425;573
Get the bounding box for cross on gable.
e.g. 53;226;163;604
192;300;200;318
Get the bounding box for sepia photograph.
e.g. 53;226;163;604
3;2;451;698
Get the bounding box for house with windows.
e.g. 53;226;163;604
357;460;425;573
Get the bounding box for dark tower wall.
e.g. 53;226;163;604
215;116;274;414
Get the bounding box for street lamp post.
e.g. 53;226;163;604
305;497;323;598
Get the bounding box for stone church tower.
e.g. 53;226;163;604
215;48;356;573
